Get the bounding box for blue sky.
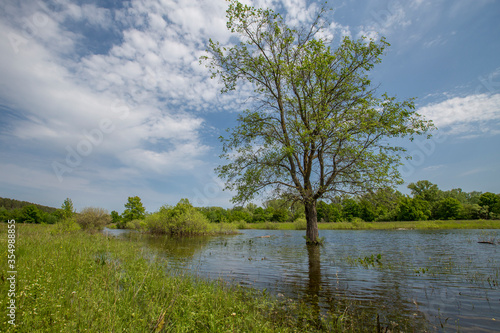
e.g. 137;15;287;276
0;0;499;213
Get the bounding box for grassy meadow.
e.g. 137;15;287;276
0;223;347;332
238;219;500;231
2;220;497;331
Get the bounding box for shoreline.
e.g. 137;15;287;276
238;220;500;231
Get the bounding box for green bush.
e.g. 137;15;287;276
124;219;147;230
51;218;81;234
208;222;238;234
351;217;365;225
293;218;307;230
234;220;248;229
76;207;111;231
146;199;210;236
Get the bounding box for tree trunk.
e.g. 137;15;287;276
306;244;321;316
305;200;319;244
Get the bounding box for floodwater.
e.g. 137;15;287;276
104;228;500;332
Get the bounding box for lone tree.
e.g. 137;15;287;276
202;1;433;244
61;198;75;219
122;196;146;222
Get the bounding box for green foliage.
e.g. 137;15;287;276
396;197;431;221
263;199;291;222
110;210;121;224
122;196;146;222
0;206;9;221
0;197;58;214
0;224;331;332
52;218;81;234
349;254;383;267
271;207;289;222
146;199;210;236
293;218;307;230
479;192;498;208
442;188;480;205
493;195;500;215
124;219;147;231
478;192;499;218
61;198;75;219
460;203;482;220
199;206;229;223
342;199;360;222
317;201;342;222
408;180;441;202
207;222;238;234
76;207;111;230
228;206;253;223
234;219;248;229
252;207;273;223
43;212;58;225
0;204;60;225
21;205;43;224
359;200;377;222
433;197;462;220
203;0;433;243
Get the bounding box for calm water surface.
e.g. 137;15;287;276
106;228;500;332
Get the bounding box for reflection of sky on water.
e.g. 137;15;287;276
105;228;499;332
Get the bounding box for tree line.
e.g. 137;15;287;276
194;180;499;223
2;180;499;227
0;197;61;224
108;181;499;225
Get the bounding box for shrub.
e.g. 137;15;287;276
76;207;111;231
124;219;147;231
293;218;307;230
44;213;59;224
351;217;365;228
51;218;81;234
146;199;210;236
234;220;248;229
260;221;278;230
21;205;43;223
208;222;238;234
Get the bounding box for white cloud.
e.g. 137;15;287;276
417;93;500;136
0;0;222;183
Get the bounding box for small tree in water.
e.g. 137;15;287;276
202;0;433;244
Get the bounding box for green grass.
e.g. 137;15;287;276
240;219;500;230
0;224;345;332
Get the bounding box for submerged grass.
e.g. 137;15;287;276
241;219;500;230
0;223;356;332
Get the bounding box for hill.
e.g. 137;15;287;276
0;197;59;214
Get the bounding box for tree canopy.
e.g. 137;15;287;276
61;198;75;219
122;196;146;222
202;1;433;243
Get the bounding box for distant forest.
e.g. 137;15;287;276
193;180;500;224
2;180;500;225
0;197;58;213
0;197;60;224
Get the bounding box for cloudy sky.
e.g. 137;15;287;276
0;0;499;213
